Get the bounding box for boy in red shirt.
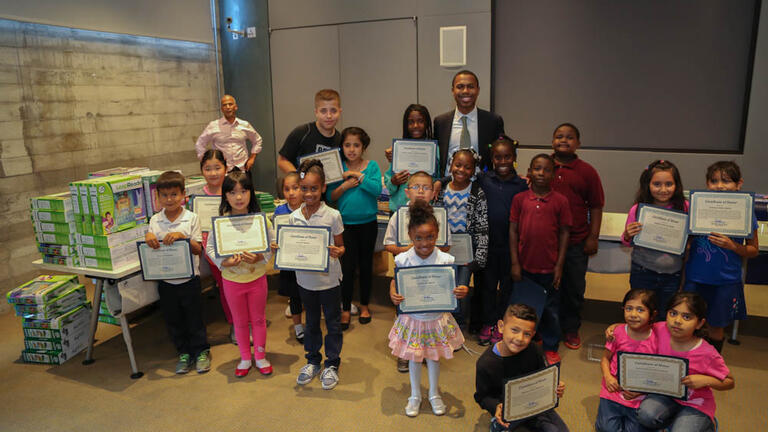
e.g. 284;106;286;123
509;154;572;365
550;123;604;350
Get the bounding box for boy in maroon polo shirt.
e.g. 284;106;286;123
550;123;604;350
509;154;572;365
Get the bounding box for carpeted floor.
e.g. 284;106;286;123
1;276;766;431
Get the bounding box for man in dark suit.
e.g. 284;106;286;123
433;70;504;176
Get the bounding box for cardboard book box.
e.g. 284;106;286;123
35;232;77;246
37;243;78;256
6;275;79;305
42;255;80;267
23;303;91;333
141;170;166;215
77;224;148;248
14;285;86;319
33;220;77;235
88;175;146;235
78;240;139;270
30;192;73;213
31;209;75;224
21;349;72;365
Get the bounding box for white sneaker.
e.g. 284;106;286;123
296;363;320;385
320;366;339;390
285;305;292;318
405;396;421;417
294;323;305;342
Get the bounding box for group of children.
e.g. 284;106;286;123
140;86;757;430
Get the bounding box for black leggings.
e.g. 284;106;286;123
340;220;378;311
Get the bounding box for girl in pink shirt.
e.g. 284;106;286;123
637;292;734;431
595;289;658;432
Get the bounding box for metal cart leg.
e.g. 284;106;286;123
119;314;144;379
82;278;103;365
728;320;741;345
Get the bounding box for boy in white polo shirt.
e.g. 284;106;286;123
145;171;210;374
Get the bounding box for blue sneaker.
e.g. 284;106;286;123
296;363;320;385
320;366;339;390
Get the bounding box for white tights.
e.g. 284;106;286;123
409;359;440;399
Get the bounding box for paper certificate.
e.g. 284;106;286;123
633;204;689;255
450;233;473;265
503;364;560;422
391;139;438;175
274;225;331;272
396;206;448;246
189;195;221;232
298;148;344;184
617;352;689;400
212;213;270;258
689;191;754;238
395;265;457;314
272;214;291;241
136;239;194;280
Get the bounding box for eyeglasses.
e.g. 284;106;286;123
406;185;433;192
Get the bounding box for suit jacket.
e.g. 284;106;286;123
433;108;505;176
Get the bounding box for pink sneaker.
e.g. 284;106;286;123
478;325;492;346
544;350;561;366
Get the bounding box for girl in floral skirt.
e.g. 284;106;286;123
388;200;467;418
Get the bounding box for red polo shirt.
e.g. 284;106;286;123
510;190;572;274
551;155;604;244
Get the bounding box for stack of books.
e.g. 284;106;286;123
6;275;91;365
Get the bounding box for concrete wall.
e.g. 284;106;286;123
0;0;214;43
0;19;219;295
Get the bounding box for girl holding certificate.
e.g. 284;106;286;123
205;169;274;377
388;201;467;417
326;127;382;329
622;160;688;320
637;293;735;432
434;148;489;328
595;289;658;432
287;159;346;390
199;150;234;341
275;172;305;343
682;161;759;353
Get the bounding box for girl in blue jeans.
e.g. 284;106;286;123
622;160;688;320
434;148;488;327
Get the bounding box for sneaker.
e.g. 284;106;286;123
564;332;582;350
405;396;421;417
196;349;211;374
397;357;409;373
320;366;339;390
544;350;561;366
294;324;305;343
490;327;503;344
428;395;447;416
285;305;292;318
478;325;493;346
296;363;320;385
175;354;192;374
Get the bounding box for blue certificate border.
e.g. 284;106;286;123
503;363;560;422
136;239;194;281
297;148;344;184
211;213;270;258
689;190;755;238
274;225;331;273
395;205;449;247
633;204;690;255
188;194;221;232
617;351;689;400
395;264;457;314
391;139;438;175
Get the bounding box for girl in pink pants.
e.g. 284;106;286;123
206;168;275;377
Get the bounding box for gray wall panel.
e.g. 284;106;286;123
339;19;417;172
270;25;341;166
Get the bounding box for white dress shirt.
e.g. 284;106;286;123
446;107;478;172
195;117;263;170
